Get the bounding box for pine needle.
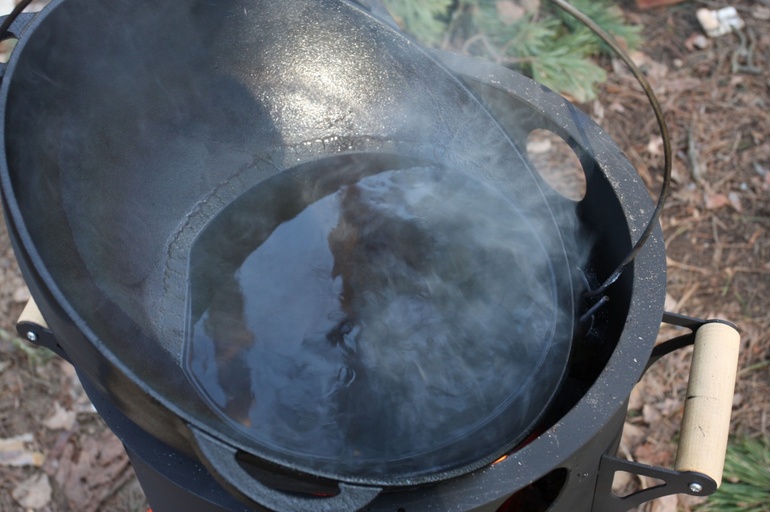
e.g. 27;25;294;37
701;437;770;512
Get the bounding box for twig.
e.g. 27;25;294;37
688;115;703;182
731;266;770;275
666;257;711;275
738;360;770;377
676;282;701;312
732;28;762;75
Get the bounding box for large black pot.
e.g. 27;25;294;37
0;1;666;511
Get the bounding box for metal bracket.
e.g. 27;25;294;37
592;455;716;512
646;313;738;372
15;299;70;362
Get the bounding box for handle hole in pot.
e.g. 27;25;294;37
526;129;586;202
235;451;341;497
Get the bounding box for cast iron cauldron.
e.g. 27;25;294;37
1;1;669;511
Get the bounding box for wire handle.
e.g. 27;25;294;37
0;0;34;40
546;0;673;297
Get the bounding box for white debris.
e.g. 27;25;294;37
697;7;745;38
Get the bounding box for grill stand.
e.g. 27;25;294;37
17;302;735;512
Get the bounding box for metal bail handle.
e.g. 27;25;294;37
675;321;741;487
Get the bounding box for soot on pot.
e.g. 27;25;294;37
184;162;563;476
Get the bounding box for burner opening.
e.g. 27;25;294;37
496;468;569;512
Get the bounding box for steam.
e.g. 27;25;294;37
7;0;590;478
187;162;580;476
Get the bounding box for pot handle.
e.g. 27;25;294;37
190;426;382;512
675;321;740;487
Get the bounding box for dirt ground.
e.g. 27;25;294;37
0;1;768;511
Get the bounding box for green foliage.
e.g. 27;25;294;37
382;0;642;102
700;437;770;512
1;327;54;374
380;0;454;47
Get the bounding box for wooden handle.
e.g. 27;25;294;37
18;298;48;329
675;322;740;487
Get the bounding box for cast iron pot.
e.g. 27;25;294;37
0;1;665;511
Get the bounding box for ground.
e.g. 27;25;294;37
0;1;768;511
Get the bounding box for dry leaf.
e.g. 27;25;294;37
650;493;678;512
527;138;552;155
628;385;644;411
43;402;77;431
620;422;646;454
678;493;708;512
496;1;525;24
12;284;30;303
728;192;743;213
634;441;672;467
612;469;636;496
647;136;663;157
12;473;52;509
642;403;662;424
664;293;678;313
684;33;709;51
55;430;133;512
657;397;682;417
629;52;669;82
704;192;730;210
753;6;770;20
0;434;45;467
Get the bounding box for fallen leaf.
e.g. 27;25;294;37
496;1;525;24
664;293;678;313
679;493;709;512
728;192;743;213
628;385;644;411
592;100;605;122
12;473;52;509
612;469;636;496
643;403;662;424
753;6;770;21
12;284;30;303
527;138;552;155
42;402;77;431
634;441;672;467
704;192;730;210
0;434;45;467
684;33;709;51
55;430;133;512
647;136;663;157
656;397;682;417
650;493;678;512
620;422;646;454
629;52;668;82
